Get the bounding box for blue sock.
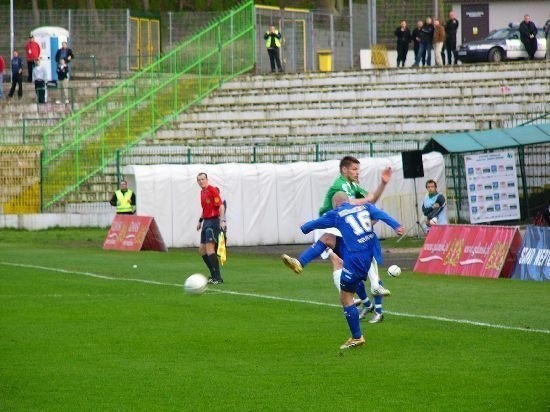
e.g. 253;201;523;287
343;304;362;339
374;281;383;314
355;281;371;307
298;240;327;267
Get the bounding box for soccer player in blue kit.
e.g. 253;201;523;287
300;192;404;349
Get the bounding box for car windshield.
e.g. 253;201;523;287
485;28;515;40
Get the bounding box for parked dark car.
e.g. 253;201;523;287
457;26;547;63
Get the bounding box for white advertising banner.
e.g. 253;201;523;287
123;152;445;247
464;151;520;224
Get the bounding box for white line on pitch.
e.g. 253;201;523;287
2;261;549;335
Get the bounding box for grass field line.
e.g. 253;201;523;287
3;260;549;335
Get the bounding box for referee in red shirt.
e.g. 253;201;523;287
196;172;226;284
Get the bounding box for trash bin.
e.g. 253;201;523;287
318;49;332;72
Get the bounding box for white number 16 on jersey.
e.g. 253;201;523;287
345;210;372;235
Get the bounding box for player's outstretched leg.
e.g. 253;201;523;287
281;239;327;274
281;254;303;274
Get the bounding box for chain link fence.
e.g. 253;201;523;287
0;2;443;77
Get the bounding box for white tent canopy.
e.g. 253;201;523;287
123;152;445;247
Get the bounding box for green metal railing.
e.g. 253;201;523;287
117;139;424;168
39;0;254;211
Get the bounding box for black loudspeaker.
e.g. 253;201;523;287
401;150;424;179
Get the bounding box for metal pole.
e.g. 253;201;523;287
126;9;131;72
330;14;334;54
10;0;14;57
349;0;354;69
368;0;377;46
169;12;173;49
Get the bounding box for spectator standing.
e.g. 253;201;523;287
25;35;41;83
7;50;23;99
444;11;460;65
412;20;424;66
519;14;538;60
413;17;434;66
196;173;226;285
433;19;446;66
394;20;412;67
264;25;283;73
32;59;47;104
543;19;550;60
422;179;447;231
55;42;74;77
0;54;5;99
109;180;136;214
56;59;70;104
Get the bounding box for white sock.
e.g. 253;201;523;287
367;259;380;288
332;269;342;291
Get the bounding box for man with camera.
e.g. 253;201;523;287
264;25;283;73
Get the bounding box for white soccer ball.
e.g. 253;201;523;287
387;264;402;277
184;273;208;295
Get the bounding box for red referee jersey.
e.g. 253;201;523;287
200;185;223;219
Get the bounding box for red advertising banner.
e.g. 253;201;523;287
103;215;167;252
414;225;522;278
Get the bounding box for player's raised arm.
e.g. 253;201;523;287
349;165;392;205
365;165;392;203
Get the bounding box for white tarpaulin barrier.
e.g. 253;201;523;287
123;152;445;247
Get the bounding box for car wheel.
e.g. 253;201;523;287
488;48;503;63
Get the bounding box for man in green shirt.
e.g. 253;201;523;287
282;156;392;322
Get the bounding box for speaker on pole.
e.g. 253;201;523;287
401;150;424;179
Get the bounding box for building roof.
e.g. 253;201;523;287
423;123;550;154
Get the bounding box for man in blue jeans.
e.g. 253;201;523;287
8;50;23;99
413;17;434;66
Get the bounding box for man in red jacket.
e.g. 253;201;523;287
25;35;41;83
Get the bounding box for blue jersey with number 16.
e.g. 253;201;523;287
301;202;401;259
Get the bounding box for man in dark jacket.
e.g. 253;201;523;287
394;20;412;67
519;14;538;60
55;41;74;77
8;50;23;99
444;11;460;65
411;20;424;65
413;17;434;66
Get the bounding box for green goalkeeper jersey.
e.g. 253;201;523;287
318;174;368;215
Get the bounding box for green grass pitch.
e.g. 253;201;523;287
0;228;548;411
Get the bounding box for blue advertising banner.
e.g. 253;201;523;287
512;225;550;281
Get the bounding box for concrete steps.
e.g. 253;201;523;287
3;61;549;213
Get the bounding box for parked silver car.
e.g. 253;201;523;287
457;26;547;63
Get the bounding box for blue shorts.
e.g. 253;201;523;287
200;218;220;244
339;249;375;293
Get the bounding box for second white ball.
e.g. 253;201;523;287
387;264;402;277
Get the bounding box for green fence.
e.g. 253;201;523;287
39;0;254;211
117;140;424;169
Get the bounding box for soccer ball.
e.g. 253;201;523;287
184;273;208;295
387;265;402;277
